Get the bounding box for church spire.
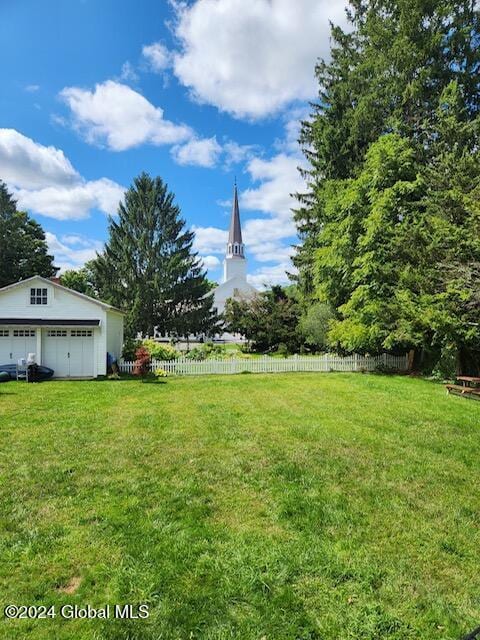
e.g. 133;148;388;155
228;181;243;245
226;182;245;260
223;181;247;282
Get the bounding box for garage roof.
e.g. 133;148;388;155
0;319;101;326
0;276;125;314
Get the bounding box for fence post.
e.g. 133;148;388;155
118;352;409;376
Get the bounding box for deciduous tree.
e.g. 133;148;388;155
0;182;57;287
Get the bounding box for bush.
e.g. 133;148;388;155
154;368;169;379
431;343;457;381
142;339;179;361
122;337;142;361
299;302;334;349
276;343;289;358
186;342;226;361
133;346;150;376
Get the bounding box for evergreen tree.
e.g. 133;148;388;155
91;173;218;338
293;0;480;370
417;82;480;370
0;181;57;287
294;0;480;301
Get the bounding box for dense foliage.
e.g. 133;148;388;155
133;346;150;377
59;266;97;297
185;342;227;361
225;286;302;354
0;182;57;287
142;339;179;361
294;0;480;372
90;173;219;338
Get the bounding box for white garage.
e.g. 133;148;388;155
0;276;125;378
0;328;37;364
42;328;95;378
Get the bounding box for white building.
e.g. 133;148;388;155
212;183;257;316
0;275;124;378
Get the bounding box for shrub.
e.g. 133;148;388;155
186;341;226;361
299;302;334;349
122;337;142;361
133;346;150;376
142;339;179;361
276;343;289;358
154;368;169;379
431;343;457;381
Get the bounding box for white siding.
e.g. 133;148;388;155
106;311;124;360
0;278;107;322
212;276;257;315
0;277;124;378
95;326;106;376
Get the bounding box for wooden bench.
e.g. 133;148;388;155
446;384;480;399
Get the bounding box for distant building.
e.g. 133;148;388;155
212;183;257;316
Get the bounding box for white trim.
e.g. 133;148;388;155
0;276;126;315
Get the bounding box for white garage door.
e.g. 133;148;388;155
0;328;37;364
43;329;94;378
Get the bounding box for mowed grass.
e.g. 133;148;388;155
0;373;479;640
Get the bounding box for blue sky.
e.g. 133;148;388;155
0;0;346;287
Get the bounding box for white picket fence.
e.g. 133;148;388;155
119;353;409;376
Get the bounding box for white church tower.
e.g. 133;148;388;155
212;182;257;316
224;182;246;281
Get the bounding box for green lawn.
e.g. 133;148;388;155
0;373;479;640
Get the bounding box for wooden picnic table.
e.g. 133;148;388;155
446;375;480;399
456;376;480;387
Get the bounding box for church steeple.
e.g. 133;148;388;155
226;181;245;259
224;181;247;283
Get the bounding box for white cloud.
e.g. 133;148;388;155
172;0;347;119
246;240;294;264
223;141;257;167
247;262;293;289
60;80;193;151
46;232;103;273
119;61;139;83
25;84;40;93
59;79;262;167
15;179;124;221
0;128;78;189
142;42;172;72
274;107;311;154
0;129;124;220
242;153;304;219
171;136;222;167
192;225;227;254
201;255;221;270
243;216;296;245
61;234;97;247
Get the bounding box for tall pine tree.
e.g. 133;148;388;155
294;0;480;369
294;0;480;301
92;173;218;338
0;181;57;287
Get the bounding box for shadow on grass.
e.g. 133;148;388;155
92;374;167;384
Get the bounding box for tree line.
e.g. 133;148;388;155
291;0;480;374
